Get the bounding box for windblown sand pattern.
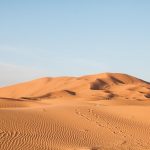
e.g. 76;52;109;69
0;73;150;150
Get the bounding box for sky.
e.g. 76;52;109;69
0;0;150;86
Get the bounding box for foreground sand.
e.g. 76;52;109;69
0;73;150;150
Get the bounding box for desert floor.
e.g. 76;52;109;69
0;98;150;150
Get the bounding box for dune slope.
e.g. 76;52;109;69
0;73;149;100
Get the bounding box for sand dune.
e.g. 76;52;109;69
0;73;150;150
0;73;149;100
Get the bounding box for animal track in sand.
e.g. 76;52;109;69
75;106;126;136
74;106;150;148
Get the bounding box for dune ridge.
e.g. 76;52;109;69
0;73;149;100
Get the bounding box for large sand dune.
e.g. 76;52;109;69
0;73;150;150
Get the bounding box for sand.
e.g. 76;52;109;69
0;73;150;150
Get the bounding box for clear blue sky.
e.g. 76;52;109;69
0;0;150;85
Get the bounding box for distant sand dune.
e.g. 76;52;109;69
0;73;149;100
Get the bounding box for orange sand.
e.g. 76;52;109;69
0;73;150;150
